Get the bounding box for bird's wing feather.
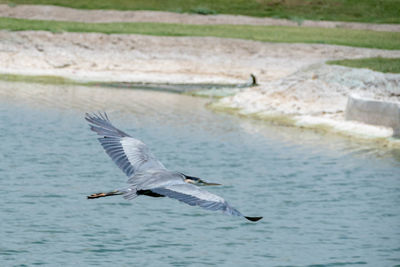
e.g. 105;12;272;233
151;184;244;217
85;113;165;177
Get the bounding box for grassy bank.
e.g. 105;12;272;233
0;73;243;94
1;0;400;24
1;17;400;50
328;57;400;73
0;73;87;85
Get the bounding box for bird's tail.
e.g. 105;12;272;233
245;216;263;222
87;190;123;199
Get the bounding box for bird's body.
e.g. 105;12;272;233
85;113;262;222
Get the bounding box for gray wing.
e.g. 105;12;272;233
151;183;244;218
85;113;165;177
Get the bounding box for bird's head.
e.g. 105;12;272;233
183;175;221;186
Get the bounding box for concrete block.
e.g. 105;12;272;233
345;95;400;137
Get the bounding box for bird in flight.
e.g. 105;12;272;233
85;113;262;222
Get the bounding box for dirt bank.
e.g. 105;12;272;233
1;4;400;32
1;30;399;84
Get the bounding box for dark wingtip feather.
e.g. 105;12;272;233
84;112;130;137
245;216;263;222
85;112;109;123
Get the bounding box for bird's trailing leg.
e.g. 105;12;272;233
87;190;123;199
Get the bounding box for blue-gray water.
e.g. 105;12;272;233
0;83;399;266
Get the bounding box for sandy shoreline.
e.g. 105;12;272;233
1;5;400;141
1;30;399;140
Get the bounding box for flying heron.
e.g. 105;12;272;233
85;113;262;222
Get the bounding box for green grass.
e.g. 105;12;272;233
327;57;400;73
1;0;400;24
0;73;82;84
1;17;400;50
0;73;243;93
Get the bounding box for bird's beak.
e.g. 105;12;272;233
185;178;222;186
202;181;222;186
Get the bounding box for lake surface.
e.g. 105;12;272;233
0;82;399;266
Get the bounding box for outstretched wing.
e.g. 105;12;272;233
150;184;262;221
85;113;165;177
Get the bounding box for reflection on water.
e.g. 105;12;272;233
0;82;399;266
